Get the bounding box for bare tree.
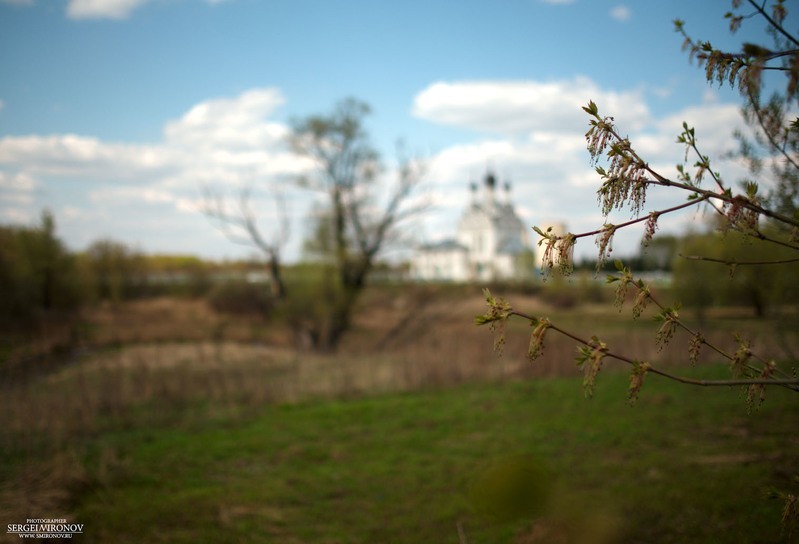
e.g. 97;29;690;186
290;98;426;349
199;98;424;348
200;184;289;300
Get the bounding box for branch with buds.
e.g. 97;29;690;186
479;3;799;532
477;286;799;408
479;101;799;407
536;102;799;279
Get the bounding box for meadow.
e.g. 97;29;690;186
1;284;797;543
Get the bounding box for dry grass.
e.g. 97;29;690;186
82;297;287;346
1;286;796;530
4;288;792;453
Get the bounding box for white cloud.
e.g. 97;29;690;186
412;78;650;135
66;0;150;20
0;172;37;205
610;5;631;22
65;0;235;20
0;99;4;111
0;207;32;223
4;0;230;19
0;87;318;257
0;134;179;180
0;81;751;261
0;88;309;186
0;171;36;191
88;186;199;215
61;205;91;220
90;186;172;205
655;102;744;156
413;78;748;259
165;89;288;151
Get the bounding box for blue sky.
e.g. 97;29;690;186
0;0;785;262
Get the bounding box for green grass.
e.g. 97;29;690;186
67;365;799;544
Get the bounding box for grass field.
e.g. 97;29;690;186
2;288;798;543
31;368;799;543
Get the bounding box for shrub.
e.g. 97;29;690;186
0;211;84;324
207;281;274;318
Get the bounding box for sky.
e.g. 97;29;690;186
0;0;788;263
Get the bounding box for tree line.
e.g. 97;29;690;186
0;210;260;327
3;205;797;330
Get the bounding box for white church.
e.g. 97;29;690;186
410;172;534;282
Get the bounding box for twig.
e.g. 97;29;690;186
507;309;799;390
456;520;469;544
680;254;799;266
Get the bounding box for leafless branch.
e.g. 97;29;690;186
680;253;799;266
200;182;289;299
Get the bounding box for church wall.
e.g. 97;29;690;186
410;248;469;282
494;254;517;280
412;173;543;283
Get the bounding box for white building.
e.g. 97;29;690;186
411;172;533;282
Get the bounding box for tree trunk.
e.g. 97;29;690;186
315;284;361;352
267;254;286;301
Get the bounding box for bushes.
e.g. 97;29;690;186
80;240;150;303
207;281;274;317
673;227;799;317
0;211;84;324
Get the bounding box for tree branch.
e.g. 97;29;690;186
680;253;799;266
506;309;799;391
746;0;799;48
